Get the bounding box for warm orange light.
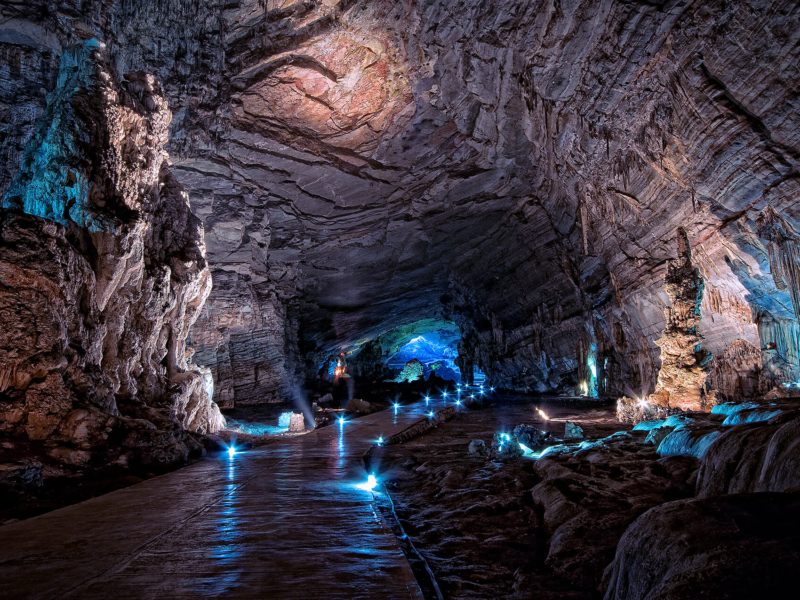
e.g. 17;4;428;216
536;408;550;421
334;367;343;377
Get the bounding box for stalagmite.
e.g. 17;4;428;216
619;228;716;422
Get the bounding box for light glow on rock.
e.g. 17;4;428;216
356;474;378;492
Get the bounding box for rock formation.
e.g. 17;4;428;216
618;228;716;421
0;39;222;469
395;359;424;384
649;228;715;411
604;492;800;600
1;1;800;405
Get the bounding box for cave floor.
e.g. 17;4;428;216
0;400;443;599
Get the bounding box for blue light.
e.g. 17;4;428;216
377;436;384;445
338;416;345;427
227;445;236;458
393;403;400;411
470;394;475;399
455;399;461;406
356;474;378;491
427;411;434;418
442;391;448;398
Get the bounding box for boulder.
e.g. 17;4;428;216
696;411;800;497
288;413;305;433
513;425;551;448
468;439;488;457
395;359;424;383
564;421;584;440
492;433;524;458
345;398;379;414
604;492;800;600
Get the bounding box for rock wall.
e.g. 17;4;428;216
2;1;800;402
0;39;222;468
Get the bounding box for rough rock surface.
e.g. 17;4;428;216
2;1;800;404
0;39;222;468
395;358;424;383
648;229;715;411
604;492;800;600
696;408;800;497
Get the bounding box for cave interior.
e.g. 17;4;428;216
1;1;800;598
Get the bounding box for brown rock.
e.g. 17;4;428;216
0;40;222;467
604;493;800;600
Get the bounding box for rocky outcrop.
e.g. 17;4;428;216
604;492;800;600
696;409;800;498
0;39;222;468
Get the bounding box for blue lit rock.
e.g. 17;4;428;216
563;421;584;440
395;359;424;383
0;40;222;468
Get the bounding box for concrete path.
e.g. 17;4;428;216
0;400;442;599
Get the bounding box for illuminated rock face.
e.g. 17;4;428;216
648;229;715;412
396;359;424;383
0;40;222;468
2;1;800;403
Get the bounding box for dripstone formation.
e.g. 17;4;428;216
649;228;714;411
0;40;223;470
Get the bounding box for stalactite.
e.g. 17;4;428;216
757;205;800;321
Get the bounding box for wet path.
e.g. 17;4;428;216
0;400;446;600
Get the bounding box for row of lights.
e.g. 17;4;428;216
227;382;499;491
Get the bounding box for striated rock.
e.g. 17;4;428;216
696;409;800;497
0;39;222;469
604;493;800;600
1;1;799;407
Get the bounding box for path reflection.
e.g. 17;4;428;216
204;455;244;595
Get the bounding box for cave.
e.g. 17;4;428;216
1;1;800;598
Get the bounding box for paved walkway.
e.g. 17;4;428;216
0;400;441;599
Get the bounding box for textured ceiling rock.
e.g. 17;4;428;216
0;39;222;467
2;1;800;405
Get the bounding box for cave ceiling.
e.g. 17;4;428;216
2;0;800;401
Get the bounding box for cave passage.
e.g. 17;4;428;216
2;1;800;598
